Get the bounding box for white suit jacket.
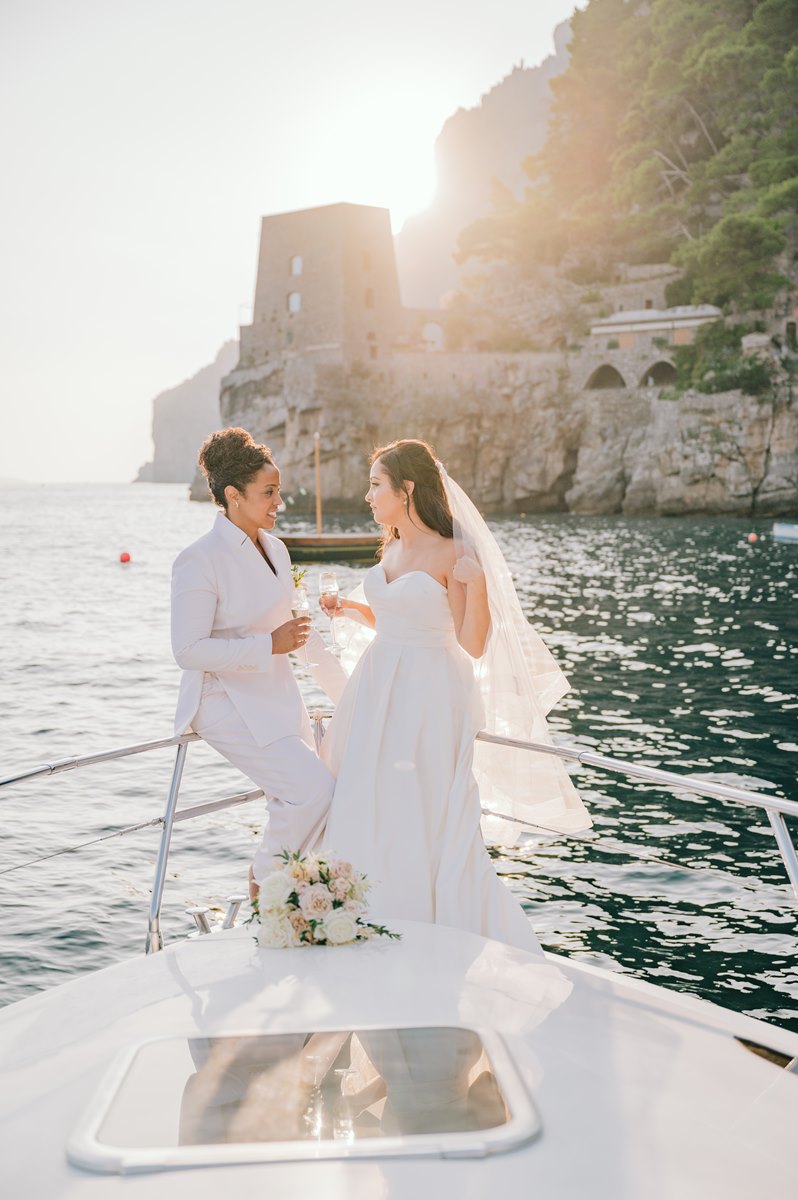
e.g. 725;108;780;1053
171;512;347;747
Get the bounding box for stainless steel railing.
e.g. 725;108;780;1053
2;714;797;954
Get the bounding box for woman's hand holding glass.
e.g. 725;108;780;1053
318;571;342;655
272;614;311;655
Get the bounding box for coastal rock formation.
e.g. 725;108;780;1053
569;387;796;517
217;350;797;517
136;341;238;483
394;24;570;308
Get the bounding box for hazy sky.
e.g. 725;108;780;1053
0;0;578;482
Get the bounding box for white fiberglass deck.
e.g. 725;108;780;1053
1;921;797;1199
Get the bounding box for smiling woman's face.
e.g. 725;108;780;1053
232;464;283;531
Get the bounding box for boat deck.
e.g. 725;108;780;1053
1;921;797;1198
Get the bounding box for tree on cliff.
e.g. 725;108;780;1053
456;0;798;311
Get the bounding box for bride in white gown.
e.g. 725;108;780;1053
319;440;591;953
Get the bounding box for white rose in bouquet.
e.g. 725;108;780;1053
320;909;359;945
258;869;295;908
257;914;296;949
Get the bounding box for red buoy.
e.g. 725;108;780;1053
119;551;131;563
747;533;758;544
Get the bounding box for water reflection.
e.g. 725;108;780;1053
484;514;798;1033
1;491;796;1033
172;1029;510;1146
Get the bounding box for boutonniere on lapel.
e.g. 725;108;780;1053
290;565;309;612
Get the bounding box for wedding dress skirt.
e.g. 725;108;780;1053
320;565;543;955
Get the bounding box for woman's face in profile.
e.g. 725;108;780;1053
366;460;403;526
237;464;283;531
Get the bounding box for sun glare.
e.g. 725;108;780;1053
297;92;443;234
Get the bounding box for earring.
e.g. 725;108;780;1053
235;500;240;510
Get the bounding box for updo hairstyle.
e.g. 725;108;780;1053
371;439;453;547
198;427;275;510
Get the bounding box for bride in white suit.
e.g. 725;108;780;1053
171;427;346;891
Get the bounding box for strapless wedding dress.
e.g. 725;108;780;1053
320;564;543;954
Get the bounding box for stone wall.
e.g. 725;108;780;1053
215;347;797;517
573;341;677;391
448;262;681;352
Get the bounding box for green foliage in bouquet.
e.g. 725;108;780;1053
250;850;401;948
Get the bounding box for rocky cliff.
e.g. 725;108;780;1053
394;24;570;308
215;350;797;517
136;341;238;483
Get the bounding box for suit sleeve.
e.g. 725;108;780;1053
171;549;274;673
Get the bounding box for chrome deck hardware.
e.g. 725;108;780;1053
186;907;212;935
222;894;248;930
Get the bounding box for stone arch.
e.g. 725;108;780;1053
638;360;677;387
585;364;627;389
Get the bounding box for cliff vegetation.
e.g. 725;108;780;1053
457;0;798;313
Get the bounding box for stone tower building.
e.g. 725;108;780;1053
238;202;402;368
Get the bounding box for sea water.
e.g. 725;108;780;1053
1;482;795;1031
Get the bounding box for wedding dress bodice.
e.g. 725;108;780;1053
364;564;458;649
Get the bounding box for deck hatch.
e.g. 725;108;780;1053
67;1025;541;1172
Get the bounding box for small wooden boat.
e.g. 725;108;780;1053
773;521;798;544
279;531;380;563
280;432;381;563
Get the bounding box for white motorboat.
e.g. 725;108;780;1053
1;724;797;1198
773;521;798;544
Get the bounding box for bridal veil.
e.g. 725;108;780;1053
439;465;592;842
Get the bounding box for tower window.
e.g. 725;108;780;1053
290;255;303;276
364;288;374;308
287;292;301;313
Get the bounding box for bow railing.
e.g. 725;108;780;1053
2;713;796;954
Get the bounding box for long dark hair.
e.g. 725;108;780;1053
371;439;453;552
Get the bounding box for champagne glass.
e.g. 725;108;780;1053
318;570;341;655
291;583;316;666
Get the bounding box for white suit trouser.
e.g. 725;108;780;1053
192;689;334;881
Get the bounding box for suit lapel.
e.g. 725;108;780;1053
212;513;288;598
258;531;293;598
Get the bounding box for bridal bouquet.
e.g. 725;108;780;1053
251;849;401;948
